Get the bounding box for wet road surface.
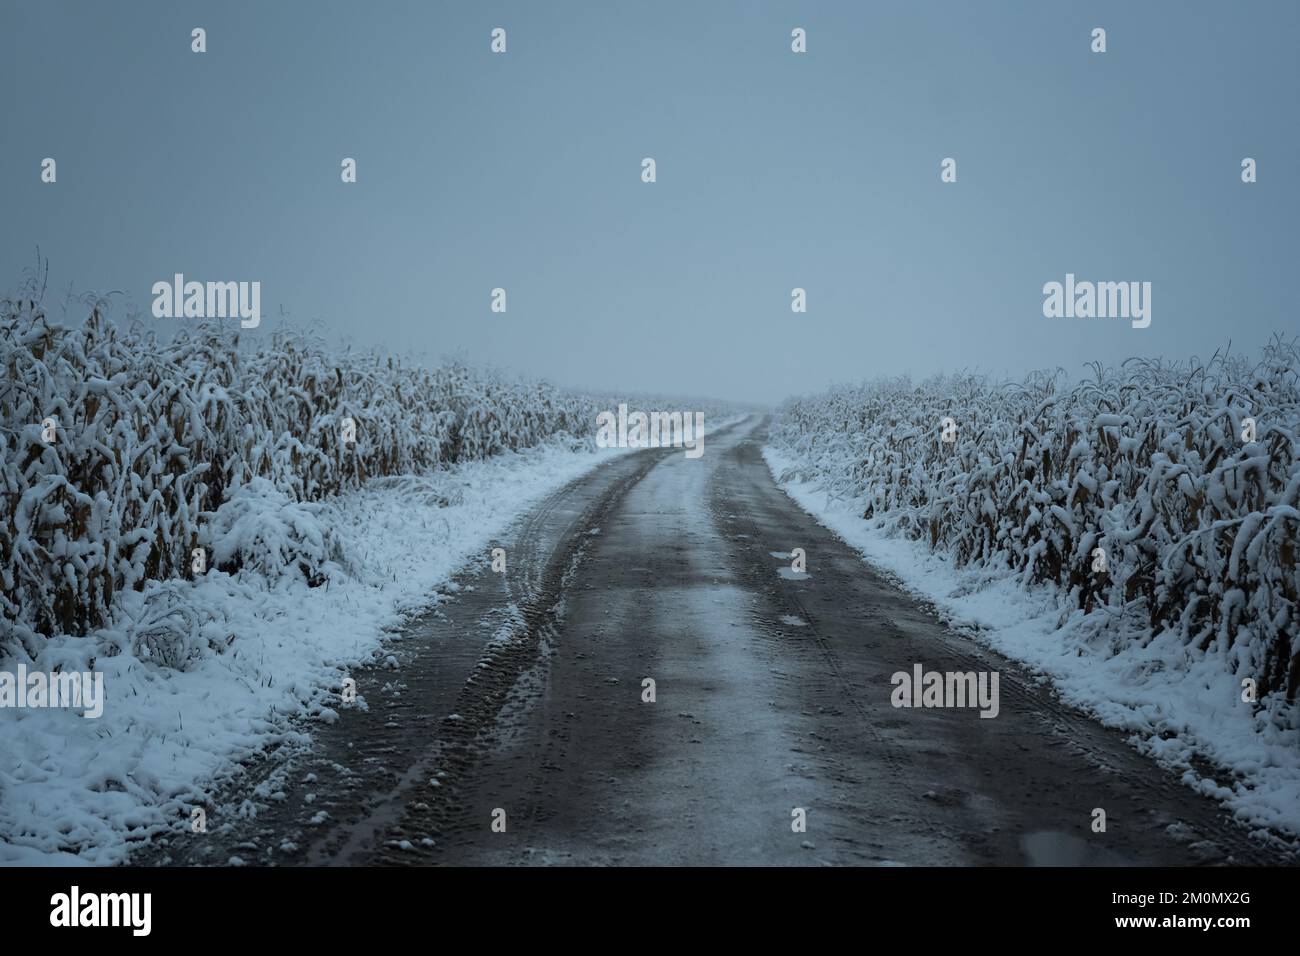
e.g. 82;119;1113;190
137;417;1292;866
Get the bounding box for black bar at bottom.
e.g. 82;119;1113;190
0;865;1287;942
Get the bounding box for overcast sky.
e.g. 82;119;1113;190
3;1;1296;404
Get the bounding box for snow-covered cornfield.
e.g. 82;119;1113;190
0;287;602;657
770;341;1300;702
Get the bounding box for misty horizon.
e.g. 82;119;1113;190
4;0;1296;404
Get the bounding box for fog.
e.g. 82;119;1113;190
3;0;1296;404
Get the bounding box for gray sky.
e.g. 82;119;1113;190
3;0;1296;404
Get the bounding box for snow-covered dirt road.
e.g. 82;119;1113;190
139;417;1291;866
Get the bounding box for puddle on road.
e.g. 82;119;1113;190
769;550;810;581
1020;831;1131;866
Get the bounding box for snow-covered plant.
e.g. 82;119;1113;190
126;580;226;671
771;340;1300;702
202;478;345;586
0;276;608;659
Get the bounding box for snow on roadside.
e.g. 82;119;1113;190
0;440;632;866
763;445;1300;842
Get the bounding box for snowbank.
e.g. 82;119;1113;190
765;386;1300;838
0;440;626;865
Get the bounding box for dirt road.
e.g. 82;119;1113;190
139;417;1289;866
